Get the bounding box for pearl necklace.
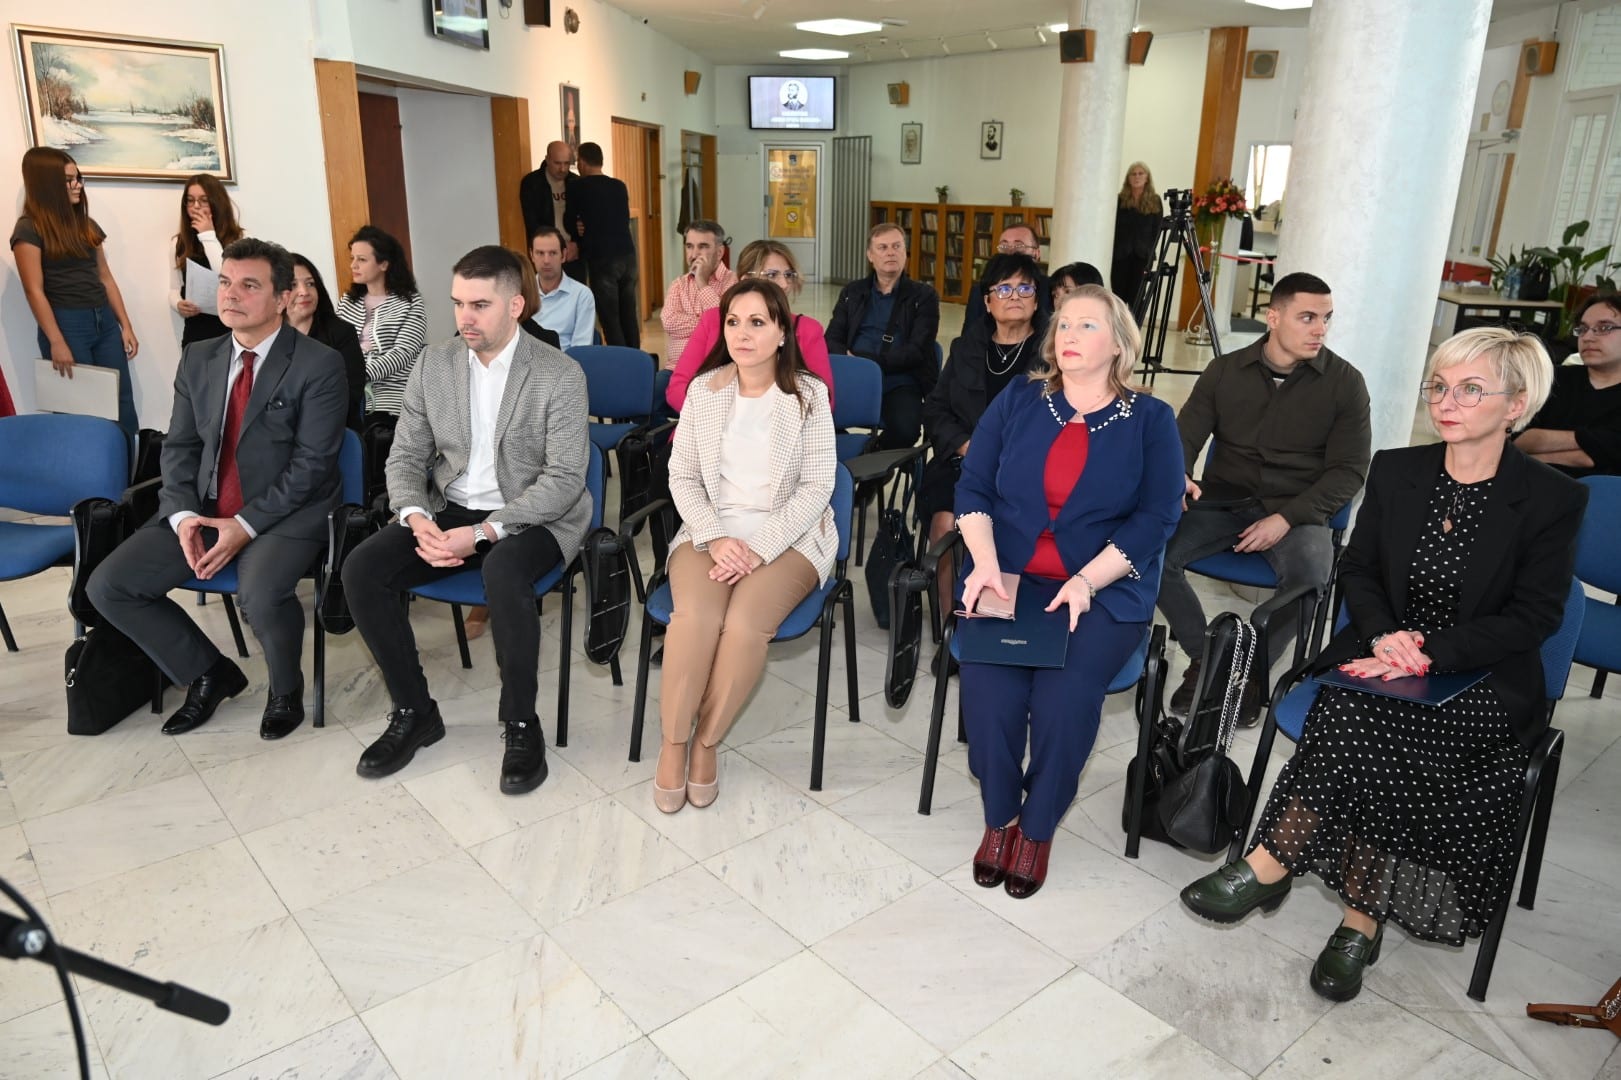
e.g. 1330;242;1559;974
1045;390;1136;433
986;337;1028;376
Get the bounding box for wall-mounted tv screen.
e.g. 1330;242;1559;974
748;76;836;131
427;0;490;51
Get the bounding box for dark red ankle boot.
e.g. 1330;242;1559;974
1004;833;1052;899
972;824;1021;888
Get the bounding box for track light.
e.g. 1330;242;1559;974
985;32;998;49
941;38;951;54
899;43;909;58
1036;26;1047;44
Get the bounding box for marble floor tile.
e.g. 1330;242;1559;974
1546;740;1621;892
952;969;1247;1079
704;808;930;944
911;1061;974;1080
1081;904;1334;1075
212;1016;399;1080
548;708;661;795
942;833;1180;962
403;747;602;848
361;934;641;1080
1064;773;1230;889
652;951;938;1080
736;715;924;805
815;882;1072;1052
852;670;962;758
674;668;825;750
472;796;693;928
242;785;459;912
1257;995;1526;1079
0;824;64;1026
196;724;371;834
0;1003;111;1079
764;631;891;708
46;838;287;969
612;750;818;862
296;850;539;1010
1599;1044;1621;1080
566;1037;686;1080
1;717;196;821
832;760;982;877
77;915;351;1080
548;864;801;1032
24;773;234;896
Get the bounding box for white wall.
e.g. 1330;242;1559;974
1494;2;1580;257
1231;27;1308;194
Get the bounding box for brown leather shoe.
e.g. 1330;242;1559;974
972;824;1021;888
463;605;489;640
1004;833;1052;899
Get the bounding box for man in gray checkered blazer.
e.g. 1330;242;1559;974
342;246;592;795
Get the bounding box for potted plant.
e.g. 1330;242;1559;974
1010;187;1024;207
935;185;949;204
1526;220;1621;335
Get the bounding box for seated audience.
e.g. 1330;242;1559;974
1182;327;1584;1002
88;238;347;740
170;173;242;346
960;223;1051;334
660;219;734;367
286;253;366;431
667;239;832;410
1515;292;1621;476
655;278;837;813
955;285;1183;898
342;246;591;796
336;225;427;416
825;223;940;449
514;249;562;350
528;226;596;349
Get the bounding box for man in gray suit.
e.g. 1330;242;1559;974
89;238;347;739
343;245;591;795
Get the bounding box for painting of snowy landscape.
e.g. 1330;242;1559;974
15;26;233;181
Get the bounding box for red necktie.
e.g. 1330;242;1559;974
215;350;256;518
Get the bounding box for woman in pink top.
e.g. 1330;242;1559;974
667;239;833;411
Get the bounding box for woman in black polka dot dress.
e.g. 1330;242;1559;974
1181;327;1587;1002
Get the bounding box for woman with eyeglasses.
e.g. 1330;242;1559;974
1111;161;1162;307
169;173;243;346
1182;327;1585;1002
11;147;140;439
336;225;427;416
1514;293;1621;477
666;239;832;410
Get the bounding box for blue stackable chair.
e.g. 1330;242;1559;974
1575;476;1621;697
623;466;859;791
566;345;657;461
404;443;615;748
180;429;363;727
0;414;130;652
828;354;883;462
1238;578;1586;1002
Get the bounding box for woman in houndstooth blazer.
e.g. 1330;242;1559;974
656;278;838;814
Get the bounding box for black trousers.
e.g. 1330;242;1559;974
588;253;642;349
875;385;924;451
344;504;564;724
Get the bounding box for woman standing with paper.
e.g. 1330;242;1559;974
168;173;243;346
1181;327;1586;1003
11;147;140;439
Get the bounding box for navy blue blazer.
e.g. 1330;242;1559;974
955;378;1185;624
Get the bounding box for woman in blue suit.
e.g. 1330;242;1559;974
956;284;1185;898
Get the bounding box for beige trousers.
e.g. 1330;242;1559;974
660;542;820;747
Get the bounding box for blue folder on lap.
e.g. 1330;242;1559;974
1316;667;1487;707
956;576;1070;669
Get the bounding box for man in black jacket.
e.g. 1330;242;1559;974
825;223;941;450
518;142;585;283
572;142;640;348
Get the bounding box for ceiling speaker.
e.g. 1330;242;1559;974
1523;41;1558;77
887;81;909;105
523;0;550;27
1058;28;1095;63
1244;50;1278;79
684;70;701;95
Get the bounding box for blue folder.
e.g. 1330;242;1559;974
956;575;1070;669
1316;666;1487;707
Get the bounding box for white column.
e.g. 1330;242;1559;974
1050;0;1134;271
1276;0;1490;454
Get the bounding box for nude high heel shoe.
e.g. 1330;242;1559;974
686;743;719;808
653;742;688;814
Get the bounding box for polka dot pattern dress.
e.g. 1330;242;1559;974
1251;472;1528;946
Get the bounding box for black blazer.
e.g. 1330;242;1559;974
306;316;367;432
922;309;1049;461
1316;442;1587;747
824;272;941;391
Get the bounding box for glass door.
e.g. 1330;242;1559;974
764;145;820;281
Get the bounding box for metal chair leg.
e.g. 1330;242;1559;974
0;600;16;652
810;608;836;792
842;586;861;723
556;575;574;748
313;612;326;728
628;613;655;761
450;603;472;669
223;595;249;658
1518;731;1563;910
918;621;956;815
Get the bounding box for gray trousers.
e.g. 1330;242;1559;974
88;523;320;693
1154;504;1333;662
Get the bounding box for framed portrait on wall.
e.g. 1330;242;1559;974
900;122;922;165
560;83;581;156
13;25;235;181
980;121;1003;161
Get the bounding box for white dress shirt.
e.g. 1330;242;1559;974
532;273;598;349
168;326;282;539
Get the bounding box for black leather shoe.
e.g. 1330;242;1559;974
1236;656;1266;729
499;717;549;795
1168;658;1201;720
356;704;445;778
1310;924;1383;1002
260;684;305;740
163;657;249;734
1180;859;1293;923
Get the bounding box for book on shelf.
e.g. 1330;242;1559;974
923;211;938;230
948;212;964;230
975;237;991;257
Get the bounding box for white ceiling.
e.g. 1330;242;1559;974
602;0;1554;66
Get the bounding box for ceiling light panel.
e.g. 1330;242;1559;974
795;18;884;36
1243;0;1312;9
779;48;851;60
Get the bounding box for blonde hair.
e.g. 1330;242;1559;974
736;238;803;298
1028;286;1142;398
1426;326;1551;435
1118;161;1163;216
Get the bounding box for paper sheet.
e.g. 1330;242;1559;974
185;259;219;315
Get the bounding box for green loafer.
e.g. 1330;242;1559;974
1309;923;1383;1002
1180;859;1293;924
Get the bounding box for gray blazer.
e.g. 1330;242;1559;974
157;325;348;543
385;330;593;559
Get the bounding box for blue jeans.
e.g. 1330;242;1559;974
39;304;137;440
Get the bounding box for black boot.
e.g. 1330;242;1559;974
499;717;549;795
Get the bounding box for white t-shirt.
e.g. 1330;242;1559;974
714;392;774;543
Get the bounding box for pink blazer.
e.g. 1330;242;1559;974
666;307;833;411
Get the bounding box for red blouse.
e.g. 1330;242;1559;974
1024;422;1089;579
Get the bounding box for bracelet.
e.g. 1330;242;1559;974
1074;570;1097;599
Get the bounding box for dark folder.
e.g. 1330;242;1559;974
956;575;1070;669
1316;667;1488;707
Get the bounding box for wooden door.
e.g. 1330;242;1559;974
357;92;413;264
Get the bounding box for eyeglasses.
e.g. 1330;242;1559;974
988;282;1037;299
64;175;84;187
1572;321;1621;338
1418;381;1516;407
997;241;1039;254
184;196;210;206
748;269;799;283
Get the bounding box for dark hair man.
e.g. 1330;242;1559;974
1516;291;1621;476
518;141;585;283
528;225;597;349
660;218;733;367
571;142;641;348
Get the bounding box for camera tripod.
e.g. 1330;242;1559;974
1131;188;1225;384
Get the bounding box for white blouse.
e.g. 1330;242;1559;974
714;391;775;543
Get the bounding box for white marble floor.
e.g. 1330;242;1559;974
2;303;1617;1078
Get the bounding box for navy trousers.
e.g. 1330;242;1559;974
960;606;1144;841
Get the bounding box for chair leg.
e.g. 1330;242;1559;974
1592;669;1608;699
450;604;472;669
1518;733;1563;910
313;609;326;729
628;612;655;761
151;668;165;713
918;622;955;815
195;592;208;606
222;595;249;658
1127;625;1167;860
842;586;860;724
556;576;574;748
0;599;16;652
1469;729;1554;1002
610;653;623;687
810;611;836;792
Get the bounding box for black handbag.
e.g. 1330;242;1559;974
581;527;632;665
614;419;676;532
361;412;399;514
65;623;170;736
865;466;917;629
132;428;166;486
68;497;128;627
321;504;383;634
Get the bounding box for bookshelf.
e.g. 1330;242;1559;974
869;200;1053;304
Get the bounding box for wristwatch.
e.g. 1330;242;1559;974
473;524;494;554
